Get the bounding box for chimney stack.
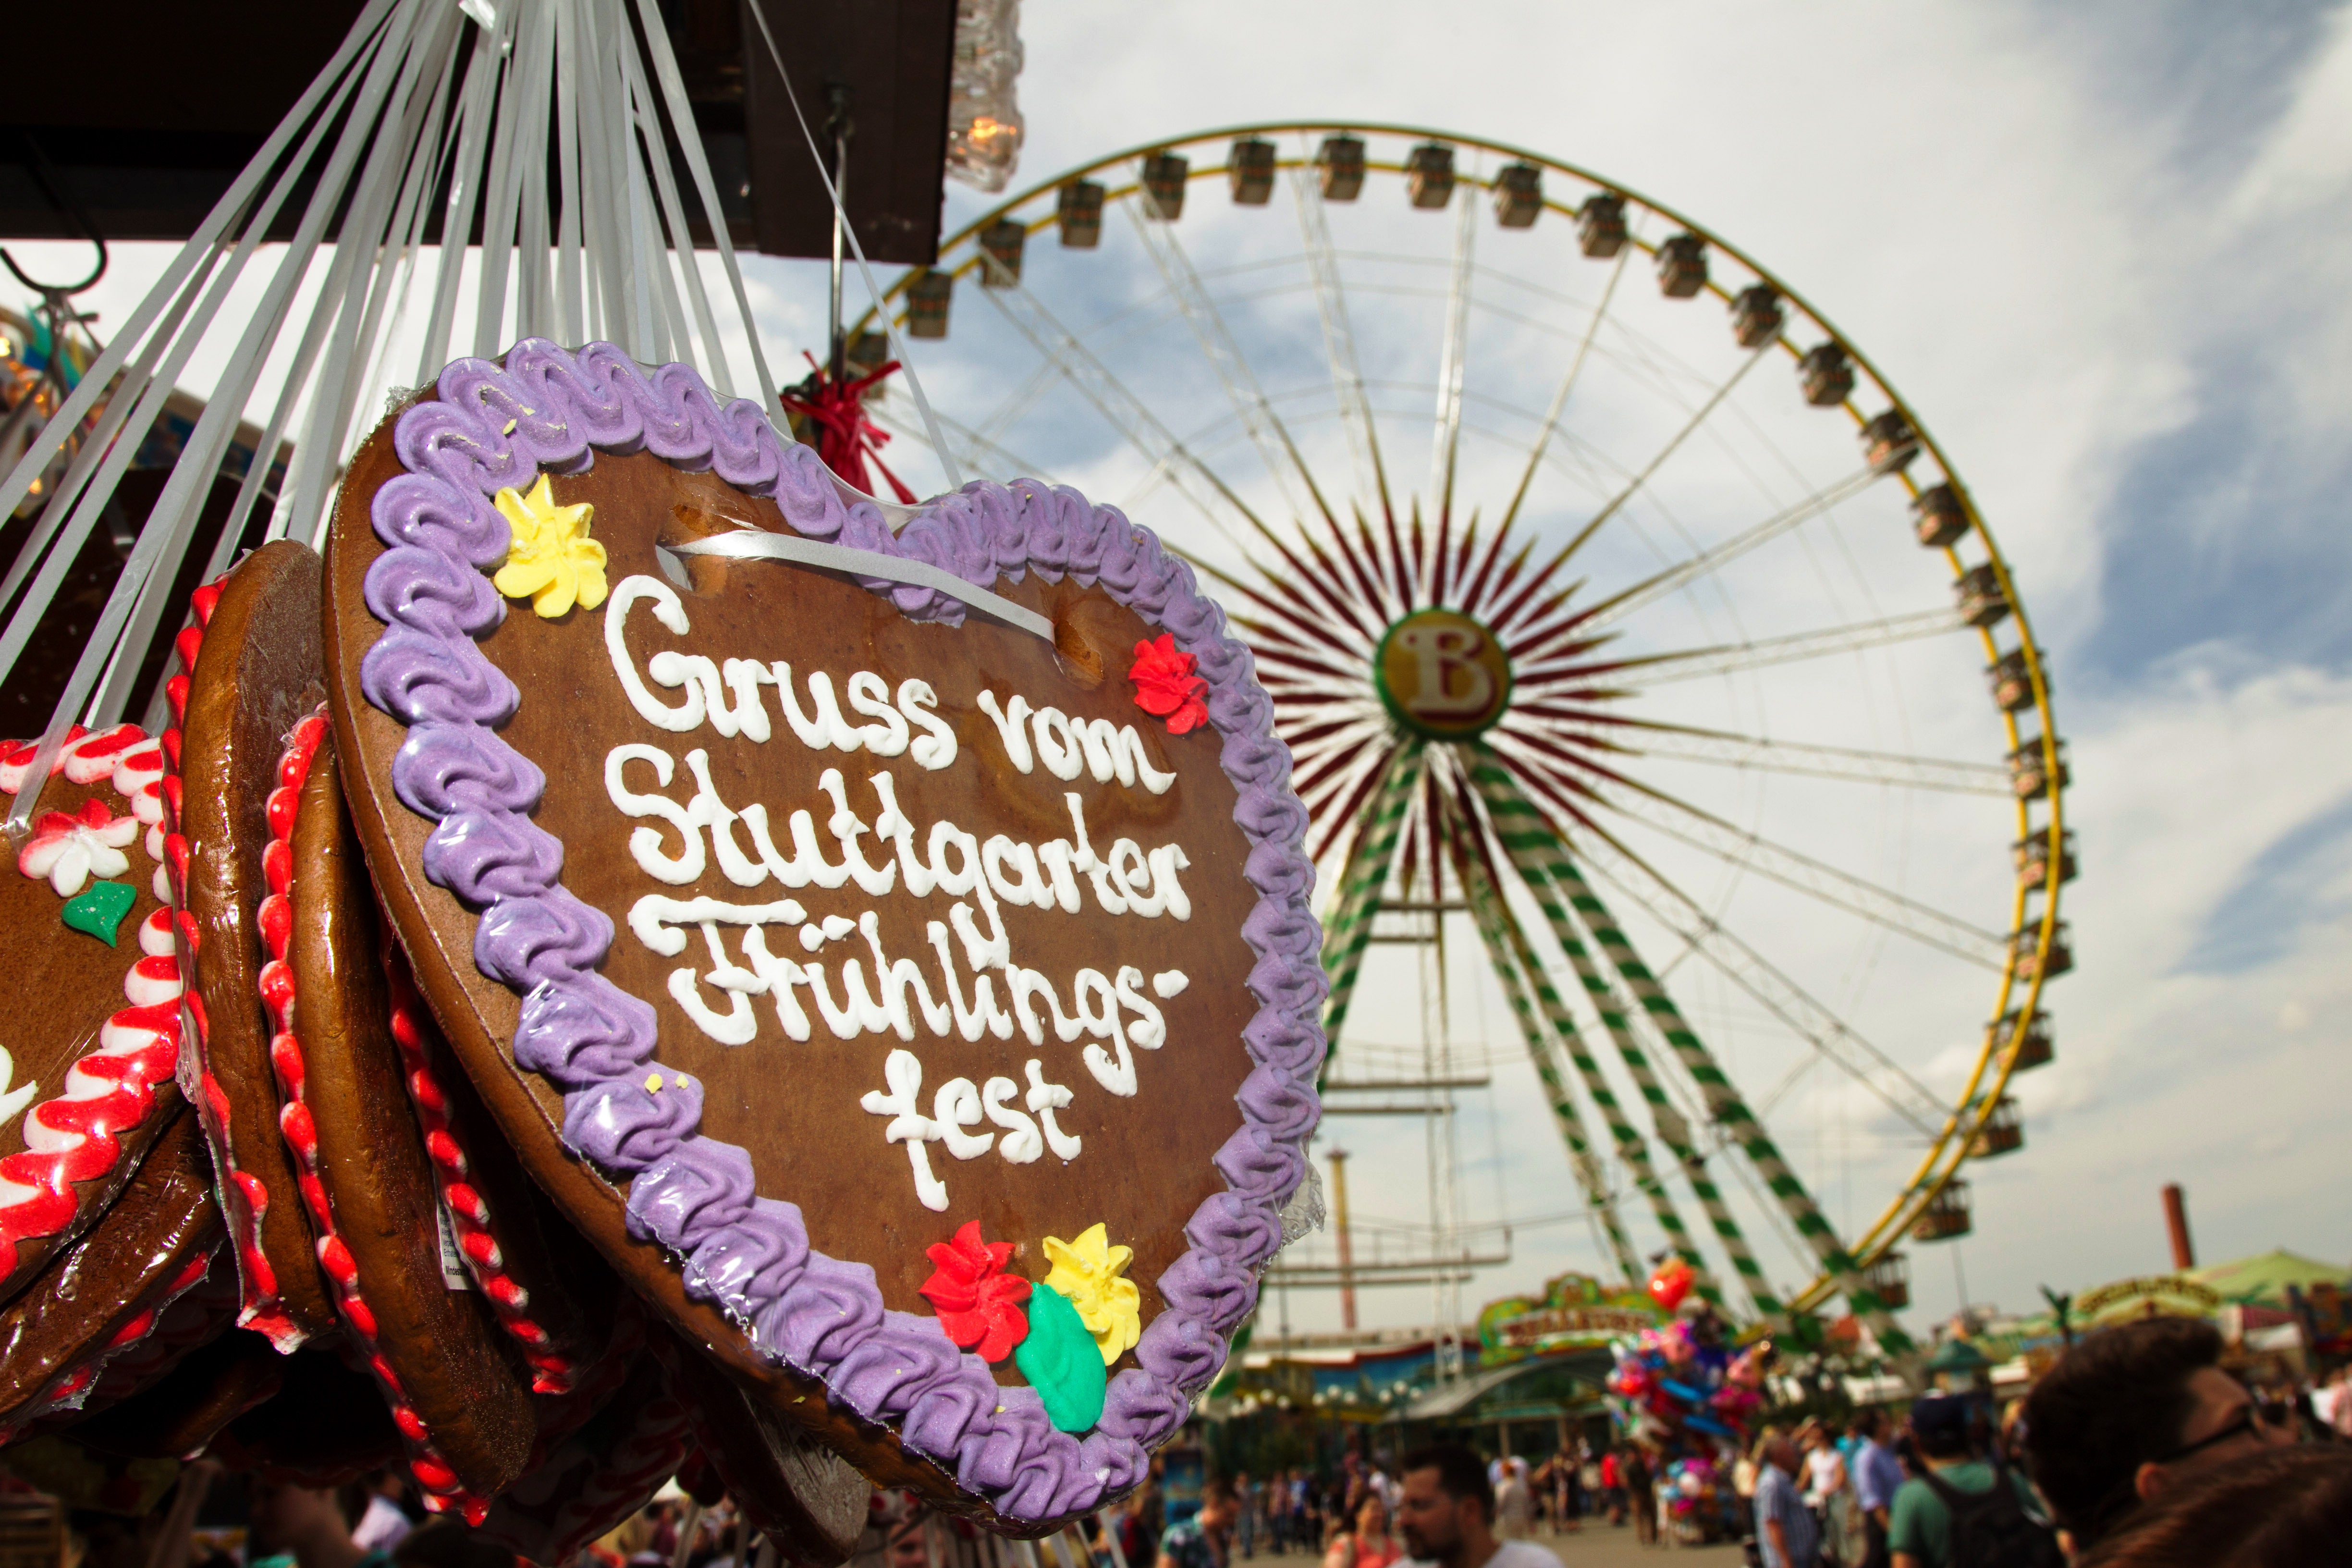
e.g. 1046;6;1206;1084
2162;1183;2195;1272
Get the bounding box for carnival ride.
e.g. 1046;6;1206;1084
857;124;2074;1359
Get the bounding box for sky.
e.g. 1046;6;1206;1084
10;0;2351;1347
906;0;2352;1338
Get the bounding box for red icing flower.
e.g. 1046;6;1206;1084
1128;634;1209;735
918;1220;1032;1363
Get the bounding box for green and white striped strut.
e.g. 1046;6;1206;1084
1446;815;1643;1284
1441;788;1720;1307
1319;742;1425;1048
1471;746;1914;1353
1467;752;1784;1323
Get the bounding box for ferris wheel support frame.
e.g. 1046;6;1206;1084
883;122;2066;1328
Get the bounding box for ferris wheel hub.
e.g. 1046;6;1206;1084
1373;608;1515;740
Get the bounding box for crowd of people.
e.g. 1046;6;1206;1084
1146;1321;2352;1568
29;1316;2352;1568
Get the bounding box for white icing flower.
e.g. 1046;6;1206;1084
18;800;139;897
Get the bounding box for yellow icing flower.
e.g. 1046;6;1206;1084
491;473;608;617
1041;1222;1140;1366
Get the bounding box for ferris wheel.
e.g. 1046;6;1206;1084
855;123;2072;1349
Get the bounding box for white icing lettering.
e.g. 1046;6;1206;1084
740;928;815;1041
1031;706;1084;782
1024;1060;1082;1161
1108;838;1160;917
806;771;893;897
625;893;807;956
846;671;910;756
862;1050;950;1211
1152;968;1190;998
605;576;702;731
1009;965;1080;1047
1115;964;1167;1051
926;921;1015;1042
1073;967;1136;1097
975;690;1033;772
1149;844;1194;920
898;679;957;771
982;1075;1042;1163
665;922;768;1045
773;664;864;753
682;750;769;887
1078;718;1178;795
858;910;950;1040
982;834;1051;910
606;745;704;884
932;1077;993;1160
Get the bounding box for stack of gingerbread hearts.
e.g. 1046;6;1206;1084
0;339;1323;1556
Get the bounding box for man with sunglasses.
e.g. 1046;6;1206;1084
2018;1317;2297;1553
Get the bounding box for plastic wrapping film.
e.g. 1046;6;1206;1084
945;0;1024;192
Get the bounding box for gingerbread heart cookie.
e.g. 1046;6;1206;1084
321;342;1323;1528
266;712;536;1515
0;1109;222;1436
169;542;338;1348
0;723;183;1305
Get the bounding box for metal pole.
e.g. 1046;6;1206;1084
1330;1147;1357;1332
826;85;852;382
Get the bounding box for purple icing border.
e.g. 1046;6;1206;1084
355;340;1325;1523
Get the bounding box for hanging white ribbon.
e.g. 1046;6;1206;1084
664;529;1051;643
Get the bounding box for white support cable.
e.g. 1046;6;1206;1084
0;2;428;829
10;0;951;830
1499;243;1630;534
0;0;400;526
738;0;964;493
1616;724;2012;796
0;238;228;615
633;0;777;409
1580;777;2009;968
90;0;441;725
416;7;504;378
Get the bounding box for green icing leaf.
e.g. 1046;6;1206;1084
61;881;137;947
1013;1282;1105;1433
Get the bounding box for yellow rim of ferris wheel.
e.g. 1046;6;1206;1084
863;122;2068;1324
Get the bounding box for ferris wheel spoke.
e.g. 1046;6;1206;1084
1122;172;1339;529
1583;776;2010;968
1578;463;1883;633
970;274;1262;547
1499;245;1633;537
1288;159;1393;522
1234;632;1373;688
1609;721;2013;796
970;357;1062;452
1598;606;1974;688
866;403;1050;486
1177;510;1387;646
1565;821;1948;1139
1429;181;1480;524
1550;338;1779;571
